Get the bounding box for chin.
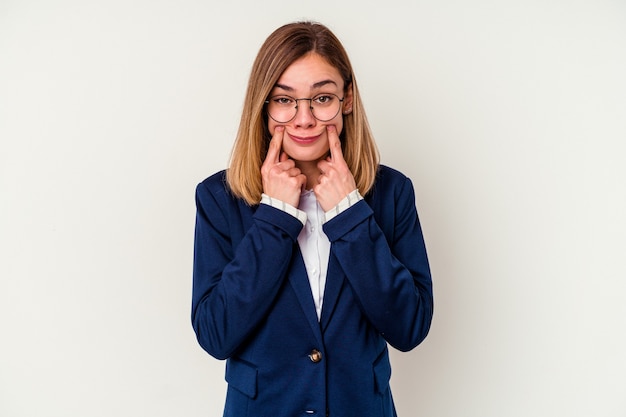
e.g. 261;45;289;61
287;148;329;163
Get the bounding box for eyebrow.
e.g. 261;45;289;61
274;79;338;92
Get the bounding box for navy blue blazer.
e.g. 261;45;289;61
192;165;433;417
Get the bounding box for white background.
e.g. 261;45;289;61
1;1;625;416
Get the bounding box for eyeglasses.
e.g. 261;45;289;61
265;93;344;123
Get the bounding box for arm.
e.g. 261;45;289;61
323;174;433;352
191;178;303;360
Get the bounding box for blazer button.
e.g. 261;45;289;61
308;349;322;363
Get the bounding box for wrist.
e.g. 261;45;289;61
323;189;363;223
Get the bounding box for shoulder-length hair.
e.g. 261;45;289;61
226;21;379;205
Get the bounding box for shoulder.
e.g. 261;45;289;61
376;165;409;183
364;166;420;237
197;170;228;195
195;170;244;212
370;165;414;198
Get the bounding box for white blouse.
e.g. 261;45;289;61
296;190;330;319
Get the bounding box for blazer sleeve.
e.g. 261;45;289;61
322;173;433;352
191;177;304;360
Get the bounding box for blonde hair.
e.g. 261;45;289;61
226;21;379;205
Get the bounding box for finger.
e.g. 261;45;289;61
265;126;284;165
326;125;344;163
277;155;295;172
296;173;307;190
317;159;330;174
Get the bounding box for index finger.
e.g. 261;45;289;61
327;125;344;163
264;126;284;166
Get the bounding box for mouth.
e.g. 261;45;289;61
287;132;322;145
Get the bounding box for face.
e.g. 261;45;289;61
267;53;353;165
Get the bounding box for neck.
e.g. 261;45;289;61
295;159;323;190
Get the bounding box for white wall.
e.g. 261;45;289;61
1;1;625;416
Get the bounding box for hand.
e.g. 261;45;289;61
314;125;357;212
261;126;307;208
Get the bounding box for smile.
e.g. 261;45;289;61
287;133;322;144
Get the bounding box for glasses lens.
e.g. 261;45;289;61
266;94;342;123
267;96;296;123
311;94;341;122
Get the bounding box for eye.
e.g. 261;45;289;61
313;94;336;105
271;96;295;106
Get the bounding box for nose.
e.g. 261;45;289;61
293;99;316;127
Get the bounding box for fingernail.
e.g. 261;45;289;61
276;126;284;132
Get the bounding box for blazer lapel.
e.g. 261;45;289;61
319;250;345;332
288;249;324;347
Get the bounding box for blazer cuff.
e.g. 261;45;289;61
322;199;373;242
254;202;305;241
260;193;307;225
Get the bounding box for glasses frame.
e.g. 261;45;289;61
264;93;345;123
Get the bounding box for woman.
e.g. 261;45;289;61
192;21;433;417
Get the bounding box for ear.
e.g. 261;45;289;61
342;83;354;115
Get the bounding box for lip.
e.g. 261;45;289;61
287;132;323;144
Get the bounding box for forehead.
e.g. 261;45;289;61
275;53;343;92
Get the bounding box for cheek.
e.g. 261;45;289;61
333;116;344;136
